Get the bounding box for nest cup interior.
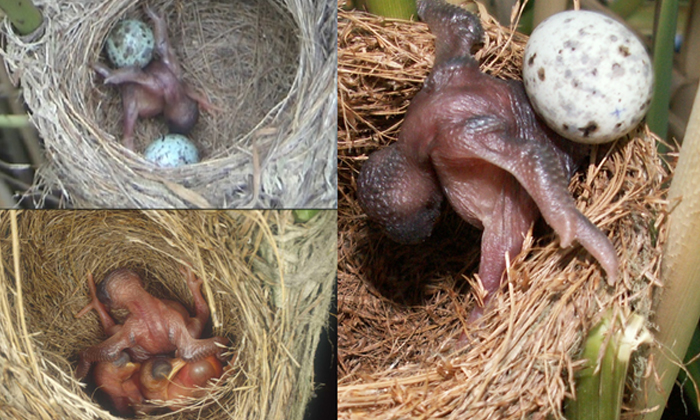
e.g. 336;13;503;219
1;211;312;419
89;0;298;157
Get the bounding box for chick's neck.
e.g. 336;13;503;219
122;290;163;319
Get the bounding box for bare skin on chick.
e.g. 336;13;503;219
166;355;223;409
357;0;619;318
75;267;228;379
138;355;224;412
92;352;144;416
93;6;213;150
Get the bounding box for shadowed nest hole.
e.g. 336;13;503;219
338;4;670;419
0;210;336;419
2;0;336;208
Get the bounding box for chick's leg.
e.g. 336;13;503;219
120;94;141;151
469;193;537;324
174;327;229;363
448;117;619;284
180;265;209;339
183;84;219;113
120;86;166;151
102;67;163;96
75;272;121;336
437;160;538;322
76;330;134;379
144;6;180;75
476;177;539;297
92;63;156;150
92;62;113;79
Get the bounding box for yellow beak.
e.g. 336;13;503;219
167;358;187;381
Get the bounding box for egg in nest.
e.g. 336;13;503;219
523;10;653;144
106;19;155;69
144;134;200;168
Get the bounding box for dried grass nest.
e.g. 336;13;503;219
1;0;336;208
338;5;671;419
0;210;336;419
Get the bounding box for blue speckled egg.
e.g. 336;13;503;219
106;19;155;68
144;134;200;168
523;10;653;144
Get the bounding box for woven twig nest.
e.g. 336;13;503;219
0;210;336;419
2;0;336;208
338;5;670;419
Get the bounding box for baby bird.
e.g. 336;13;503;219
75;266;228;379
92;352;144;416
167;355;225;409
139;355;224;412
93;6;213;150
358;0;619;319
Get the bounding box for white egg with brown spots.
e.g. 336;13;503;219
523;10;653;144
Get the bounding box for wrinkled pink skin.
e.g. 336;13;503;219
93;6;212;150
139;355;224;412
357;0;619;319
75;266;227;379
92;352;144;416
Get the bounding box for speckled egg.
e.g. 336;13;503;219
523;10;653;144
144;134;200;168
106;19;155;68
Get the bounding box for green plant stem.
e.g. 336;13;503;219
363;0;417;20
0;115;29;129
293;210;320;223
566;315;611;420
0;180;15;208
679;324;700;414
634;69;700;420
608;0;645;19
566;311;651;420
647;0;678;142
518;6;535;35
0;103;32;187
0;0;42;35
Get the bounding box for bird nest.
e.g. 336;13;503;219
338;5;670;419
1;0;337;208
0;210;336;419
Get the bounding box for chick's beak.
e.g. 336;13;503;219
167;358;187;381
